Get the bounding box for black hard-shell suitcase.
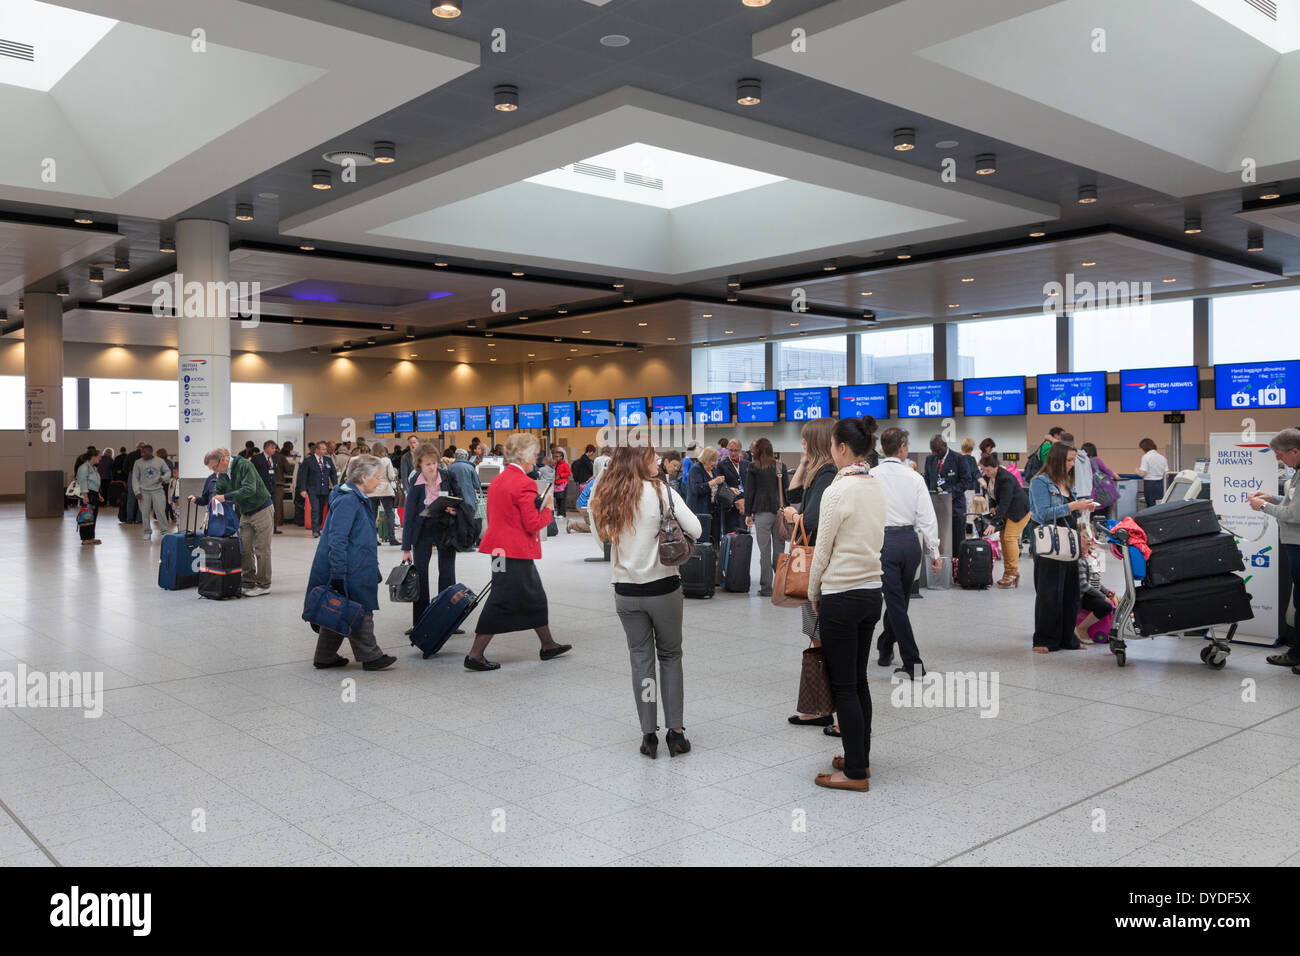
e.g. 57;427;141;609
955;537;994;589
1133;498;1219;546
1143;533;1244;588
198;535;243;599
681;543;716;599
721;531;752;593
1133;573;1252;636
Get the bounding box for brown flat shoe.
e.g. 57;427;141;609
815;772;869;792
831;757;870;777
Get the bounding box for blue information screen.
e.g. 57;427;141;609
961;376;1026;416
737;389;778;424
615;397;648;426
837;384;888;419
1120;366;1200;412
440;409;461;432
463;406;488;431
785;387;830;422
692;392;730;424
580;400;610;427
898;380;953;418
652;395;688;425
549;402;576;429
416;409;438;432
1037;371;1107;415
518;403;544;429
1214;360;1300;410
394;411;415;432
491;405;515;430
374;412;393;434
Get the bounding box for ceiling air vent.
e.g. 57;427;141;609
573;162;616;180
1244;0;1277;20
0;39;35;62
623;171;664;191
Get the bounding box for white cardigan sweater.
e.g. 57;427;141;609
595;481;703;584
807;471;887;602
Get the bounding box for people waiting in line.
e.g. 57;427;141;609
591;444;702;759
297;441;338;538
1137;438;1169;509
593;446;613;482
197;447;276;597
75;448;103;547
661;452;684;496
96;447;114;487
402;441;462;633
571;444;596;488
685;445;725;543
332;442;352;476
239;440;257;460
924;434;978;547
872;428;942;678
466;432;572;671
744;437;788;598
368;441;400;546
980;453;1031;588
718;439;749;534
251;441;284;535
133;445;172;539
1251;428;1300;674
1028;442;1097;653
782;417;839;729
307;454;395;672
807;417;887;792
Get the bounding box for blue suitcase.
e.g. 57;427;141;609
408;580;491;658
159;507;201;590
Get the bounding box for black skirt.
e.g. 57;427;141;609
476;558;548;634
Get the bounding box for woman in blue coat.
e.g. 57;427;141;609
306;455;396;671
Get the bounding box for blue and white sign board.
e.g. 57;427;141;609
1210;432;1280;645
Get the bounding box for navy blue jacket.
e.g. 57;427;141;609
401;467;457;552
685;462;716;514
924;450;978;514
296;453;337;497
306;484;380;611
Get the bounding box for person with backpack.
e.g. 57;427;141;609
1081;442;1119;516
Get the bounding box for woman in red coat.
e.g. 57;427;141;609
467;432;573;671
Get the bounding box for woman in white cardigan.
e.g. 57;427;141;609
807;418;887;792
591;445;703;759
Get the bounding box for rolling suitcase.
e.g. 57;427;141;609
159;507;202;591
1143;533;1244;588
1132;497;1219;545
721;531;752;593
681;543;717;599
408;581;491;658
1133;574;1253;636
106;480;125;508
955;537;994;589
198;535;243;599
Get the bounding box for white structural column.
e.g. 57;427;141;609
175;219;232;499
24;292;64;518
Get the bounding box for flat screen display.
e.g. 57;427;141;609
1214;360;1300;410
490;405;515;430
373;412;393;434
615;397;648;426
837;384;888;419
961;375;1026;417
737;389;778;424
393;411;414;432
1037;371;1107;415
785;387;830;422
518;403;544;429
463;406;488;431
897;380;954;418
652;394;688;425
1119;365;1199;412
548;401;576;429
440;409;461;432
416;409;438;432
692;392;730;424
579;400;610;428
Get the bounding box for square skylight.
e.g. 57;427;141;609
525;143;786;209
1189;0;1300;54
0;0;118;92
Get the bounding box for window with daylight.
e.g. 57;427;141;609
859;326;933;385
774;335;847;390
232;383;291;430
1210;289;1300;365
0;376;81;429
1071;300;1193;372
692;342;766;394
957;314;1057;378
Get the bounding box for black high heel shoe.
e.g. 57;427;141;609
665;729;691;757
640;733;658;759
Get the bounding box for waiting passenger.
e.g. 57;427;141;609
75;449;103;547
1028;442;1097;653
133;445;172;539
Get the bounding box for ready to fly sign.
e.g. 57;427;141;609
1210;433;1280;644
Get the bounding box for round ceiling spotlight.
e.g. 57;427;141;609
159;237;176;253
893;127;916;151
311;169;332;190
742;0;771;6
726;292;739;303
114;253;130;272
822;258;837;271
1077;184;1098;204
862;310;876;321
1247;232;1263;252
510;267;525;276
622;291;635;304
727;276;741;288
1258;184;1282;201
56;281;70;297
235;203;254;222
736;78;761;106
366;337;377;346
298;240;315;251
432;1;462;18
494;84;519;112
557;305;569;314
895;246;912;260
600;34;630;47
373;141;397;164
73;211;93;224
322;149;375;168
612;280;625;289
974;153;997;175
1183;217;1202;235
1029;227;1047;237
88;267;104;284
434;259;448;267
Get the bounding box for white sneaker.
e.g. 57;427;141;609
244;586;270;597
142;533;152;540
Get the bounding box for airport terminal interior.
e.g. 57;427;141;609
2;0;1300;869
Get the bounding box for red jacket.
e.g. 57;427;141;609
479;463;553;560
554;459;571;492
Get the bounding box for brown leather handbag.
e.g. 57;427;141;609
796;625;833;717
771;515;812;608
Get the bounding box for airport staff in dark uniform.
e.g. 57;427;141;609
252;441;283;534
296;441;338;538
924;434;978;548
717;439;750;534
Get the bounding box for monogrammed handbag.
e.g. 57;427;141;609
796;625;833;717
772;515;812;608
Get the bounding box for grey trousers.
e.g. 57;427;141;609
314;610;384;664
239;503;274;589
139;489;168;533
615;589;685;734
752;511;784;592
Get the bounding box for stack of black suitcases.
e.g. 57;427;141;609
1130;498;1252;635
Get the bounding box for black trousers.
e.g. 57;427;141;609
307;492;328;534
1142;479;1165;509
1080;586;1112;619
1032;554;1081;650
819;589;884;780
412;540;458;625
951;511;966;548
553;487;566;518
79;491;100;541
876;528;924;674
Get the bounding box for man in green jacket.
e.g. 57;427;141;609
209;446;275;596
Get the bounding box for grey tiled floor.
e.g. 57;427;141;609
2;504;1297;867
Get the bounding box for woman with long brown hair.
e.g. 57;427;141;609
591;445;703;758
745;437;788;597
1028;441;1097;652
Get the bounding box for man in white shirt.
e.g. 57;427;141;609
1061;431;1092;497
871;428;943;679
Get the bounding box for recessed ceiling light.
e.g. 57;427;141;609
366;337;377;346
613;280;625;289
494;85;519;112
600;34;630;47
73;211;93;224
569;347;578;352
432;1;462;18
1162;277;1177;283
736;78;761;106
490;357;497;362
114;253;130;272
557;305;569;314
235;203;254;222
381;324;393;331
553;337;562;343
860;291;873;296
117;305;129;311
758;335;766;340
947;303;959;308
581;329;591;334
726;292;739;303
1081;261;1096;267
727;276;741;288
292;318;304;324
510;267;525;276
667;336;676;341
1251;282;1266;288
88;267;103;283
935;139;959;149
622;293;634;304
528;353;535;357
1029;228;1046;237
702;313;713;318
1259;185;1281;200
974;153;996;175
960;277;974;283
409;353;418;358
434;259;448;267
1247;232;1263;252
298;241;315;251
373;141;397;164
159;237;175;253
972;312;982;318
893;127;915;151
896;247;912;260
789;321;798;327
446;347;454;352
56;281;69;297
637;321;647;327
1183;217;1202;235
724;329;734;334
822;258;837;271
311;169;332;190
1077;184;1097;204
742;0;771;6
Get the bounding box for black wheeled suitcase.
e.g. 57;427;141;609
1133;498;1219;545
198;536;243;599
955;537;994;589
408;581;490;658
1133;574;1253;636
1143;533;1244;588
721;531;753;593
681;543;717;599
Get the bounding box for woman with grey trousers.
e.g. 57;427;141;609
591;444;703;759
744;437;788;597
